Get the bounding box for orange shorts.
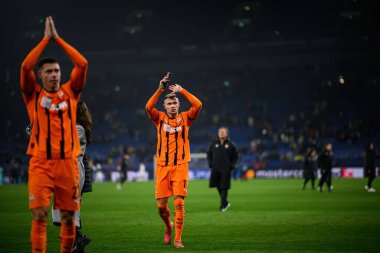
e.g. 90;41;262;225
155;163;189;199
28;156;79;211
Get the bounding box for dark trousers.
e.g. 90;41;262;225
367;173;376;188
303;178;315;189
217;188;228;208
318;171;332;190
120;169;127;184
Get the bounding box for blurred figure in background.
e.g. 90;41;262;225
302;148;318;190
207;127;239;212
317;143;334;192
364;143;376;192
117;152;131;190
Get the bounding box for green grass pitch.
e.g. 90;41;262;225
1;179;380;252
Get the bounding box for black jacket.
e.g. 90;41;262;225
303;155;317;179
364;149;376;177
81;153;93;193
207;138;238;189
318;150;333;173
207;139;238;171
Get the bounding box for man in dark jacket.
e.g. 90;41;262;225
364;143;377;192
317;143;334;192
207;127;239;212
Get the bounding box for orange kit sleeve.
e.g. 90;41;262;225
55;37;88;93
146;88;164;123
180;88;202;120
20;37;50;96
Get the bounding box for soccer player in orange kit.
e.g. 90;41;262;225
146;73;202;248
20;16;88;253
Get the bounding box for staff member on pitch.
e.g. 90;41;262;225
207;127;239;212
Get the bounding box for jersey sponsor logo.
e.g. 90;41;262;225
40;96;52;108
163;124;182;133
40;96;68;112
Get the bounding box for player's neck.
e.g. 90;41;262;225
168;113;177;119
219;137;227;143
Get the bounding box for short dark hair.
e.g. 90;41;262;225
38;57;59;70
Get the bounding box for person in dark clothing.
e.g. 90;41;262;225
302;148;318;190
317;143;334;192
117;153;131;190
207;127;239;212
364;143;376;192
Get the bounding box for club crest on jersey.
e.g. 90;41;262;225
215;144;219;148
163;124;182;133
225;144;229;149
57;90;64;98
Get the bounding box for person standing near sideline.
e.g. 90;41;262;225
207;127;239;212
20;16;88;253
52;101;93;253
302;148;318;190
117;152;131;190
145;73;202;248
317;143;334;192
364;142;377;192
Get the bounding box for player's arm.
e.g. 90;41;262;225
169;84;202;120
206;143;214;168
230;142;239;169
20;17;52;96
49;16;88;93
145;74;170;122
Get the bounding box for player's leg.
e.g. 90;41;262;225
54;158;80;253
171;163;188;248
29;157;54;253
155;165;173;244
31;207;49;253
173;195;185;248
157;197;173;244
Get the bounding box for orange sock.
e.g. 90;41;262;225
157;202;171;229
60;221;75;253
174;198;185;241
31;220;47;253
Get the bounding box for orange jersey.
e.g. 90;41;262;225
20;37;88;159
146;88;202;166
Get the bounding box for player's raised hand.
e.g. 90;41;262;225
159;72;171;90
48;16;59;39
44;17;52;38
169;84;183;93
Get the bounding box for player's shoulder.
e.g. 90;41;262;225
60;82;81;99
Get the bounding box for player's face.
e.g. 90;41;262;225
326;144;332;151
218;128;228;139
164;98;180;116
39;63;61;92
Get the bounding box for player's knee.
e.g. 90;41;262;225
174;197;185;211
32;207;48;222
60;210;75;224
